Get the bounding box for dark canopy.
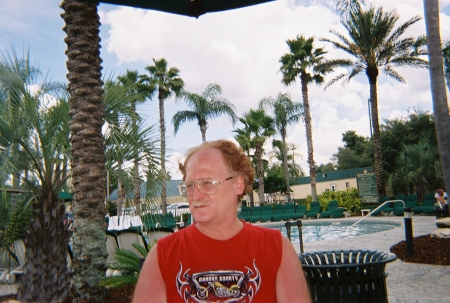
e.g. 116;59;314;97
84;0;274;18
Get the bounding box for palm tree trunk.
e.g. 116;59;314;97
117;172;124;217
17;200;72;302
200;124;207;142
369;81;386;196
159;89;167;214
255;144;265;204
301;73;318;201
424;0;450;192
132;102;141;216
61;1;107;301
281;133;291;203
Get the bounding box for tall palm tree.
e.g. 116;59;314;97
103;77;160;217
234;109;275;204
117;70;152;216
234;123;256;205
279;35;331;201
259;93;302;203
0;49;72;302
388;141;442;198
319;5;428;195
442;41;450;91
334;0;365;17
269;140;304;180
140;58;184;214
423;0;450;193
172;83;237;142
61;1;107;301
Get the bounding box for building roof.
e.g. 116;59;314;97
292;167;374;185
109;180;182;201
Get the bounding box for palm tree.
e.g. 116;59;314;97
172;83;237;142
388;141;442;198
442;41;450;91
334;0;365;17
269;140;304;180
61;1;107;301
117;70;152;216
319;5;428;196
279;35;331;201
423;0;450;194
0;49;72;302
259;93;302;203
140;58;184;214
103;77;160;218
234;109;275;204
234;123;255;205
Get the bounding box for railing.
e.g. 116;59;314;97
348;200;405;228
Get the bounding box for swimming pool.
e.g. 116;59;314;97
262;220;401;242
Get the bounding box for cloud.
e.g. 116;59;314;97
97;0;437;178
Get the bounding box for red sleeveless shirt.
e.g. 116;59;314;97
157;221;282;303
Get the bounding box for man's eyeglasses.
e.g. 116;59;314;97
181;176;234;197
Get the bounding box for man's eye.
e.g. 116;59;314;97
202;180;216;187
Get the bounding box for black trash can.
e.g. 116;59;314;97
299;250;397;303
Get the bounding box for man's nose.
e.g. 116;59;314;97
191;184;204;199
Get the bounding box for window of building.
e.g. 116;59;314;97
330;184;336;192
346;182;350;188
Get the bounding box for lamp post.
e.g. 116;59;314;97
404;207;414;258
289;144;296;164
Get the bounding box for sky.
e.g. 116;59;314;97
2;0;450;180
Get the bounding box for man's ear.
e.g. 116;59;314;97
235;175;245;195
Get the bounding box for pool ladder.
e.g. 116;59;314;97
348;200;405;229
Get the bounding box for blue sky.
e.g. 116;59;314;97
2;0;450;179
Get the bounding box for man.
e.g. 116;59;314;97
133;140;311;303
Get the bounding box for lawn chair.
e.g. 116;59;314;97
271;204;285;222
116;229;148;256
292;205;306;220
320;200;339;218
238;206;251;221
306;201;321;219
282;203;295;221
260;206;273;222
147;227;174;245
248;206;263;223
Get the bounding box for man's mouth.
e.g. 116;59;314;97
191;202;208;208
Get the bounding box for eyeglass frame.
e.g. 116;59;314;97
181;176;234;197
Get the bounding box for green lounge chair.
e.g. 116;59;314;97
163;213;177;229
331;207;347;218
260;206;273;222
306;201;321;219
282;203;296;221
320;200;339;218
238;206;252;221
271;204;285;221
394;194;419;216
248;206;263;223
415;193;437;215
292;205;306;219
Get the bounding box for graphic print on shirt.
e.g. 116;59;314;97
176;259;261;303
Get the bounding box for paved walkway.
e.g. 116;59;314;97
2;215;449;302
292;215;450;303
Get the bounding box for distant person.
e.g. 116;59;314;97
435;189;448;207
435;189;448;217
133;139;311;303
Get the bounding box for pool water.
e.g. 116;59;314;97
265;221;400;242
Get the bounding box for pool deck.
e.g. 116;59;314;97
292;215;449;303
1;215;449;302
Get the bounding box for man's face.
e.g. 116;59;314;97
184;147;243;225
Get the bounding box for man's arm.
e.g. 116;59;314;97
133;243;167;303
275;236;311;303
